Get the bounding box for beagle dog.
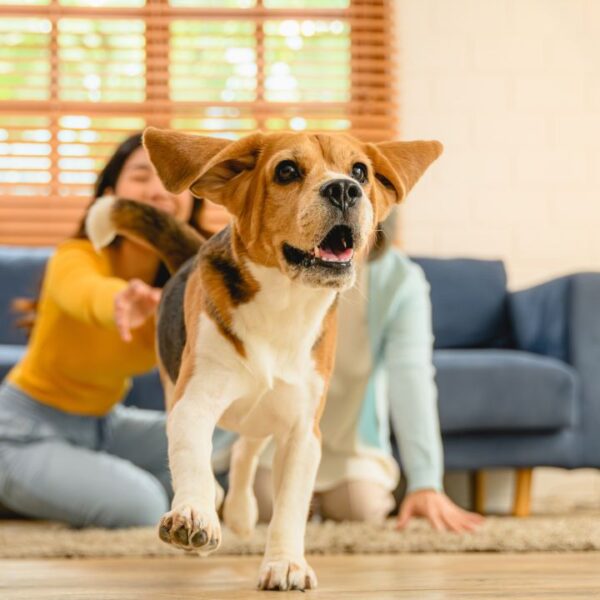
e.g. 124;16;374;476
86;129;442;591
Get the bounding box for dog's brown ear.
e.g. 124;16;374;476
143;127;232;194
188;132;265;216
366;140;443;219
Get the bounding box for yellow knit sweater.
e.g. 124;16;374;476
8;239;157;416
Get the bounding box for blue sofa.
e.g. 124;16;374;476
410;257;599;473
1;246;598;514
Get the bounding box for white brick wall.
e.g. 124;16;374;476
397;0;600;288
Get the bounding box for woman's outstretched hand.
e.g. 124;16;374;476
114;278;161;342
397;489;484;533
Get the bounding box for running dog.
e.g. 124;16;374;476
86;128;442;591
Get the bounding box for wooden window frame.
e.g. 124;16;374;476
0;0;397;245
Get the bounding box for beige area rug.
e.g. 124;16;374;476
1;469;599;558
1;514;600;559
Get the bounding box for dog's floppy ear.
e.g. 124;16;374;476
143;127;232;194
366;140;443;219
188;132;265;216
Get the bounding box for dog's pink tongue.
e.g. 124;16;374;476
320;247;354;262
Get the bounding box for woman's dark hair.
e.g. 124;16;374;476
96;132;145;200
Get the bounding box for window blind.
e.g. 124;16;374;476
0;0;397;245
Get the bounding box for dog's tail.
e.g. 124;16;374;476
85;196;204;274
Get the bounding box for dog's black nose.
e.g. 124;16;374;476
320;179;361;212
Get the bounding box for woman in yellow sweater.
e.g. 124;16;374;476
0;133;226;528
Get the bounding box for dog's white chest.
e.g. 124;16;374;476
232;263;335;389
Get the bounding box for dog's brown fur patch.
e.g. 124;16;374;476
311;296;339;438
203;228;260;307
172;265;205;404
198;228;260;359
158;362;176;412
168;228;262;405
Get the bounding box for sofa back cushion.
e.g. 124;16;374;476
0;246;52;345
410;256;512;349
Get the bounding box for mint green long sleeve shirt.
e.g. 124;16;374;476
361;249;444;493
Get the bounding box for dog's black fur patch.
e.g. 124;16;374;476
208;255;253;305
204;228;255;306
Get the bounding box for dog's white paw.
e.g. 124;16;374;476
257;557;317;591
158;504;221;556
223;491;258;539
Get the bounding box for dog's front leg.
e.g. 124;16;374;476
258;425;321;591
158;371;239;556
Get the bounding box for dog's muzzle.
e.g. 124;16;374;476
282;224;355;271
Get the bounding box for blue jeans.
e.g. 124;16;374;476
0;383;172;528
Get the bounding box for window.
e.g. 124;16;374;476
0;0;396;245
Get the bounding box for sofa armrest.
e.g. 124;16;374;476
511;272;600;465
510;273;600;361
509;275;573;362
569;273;600;465
569;273;600;368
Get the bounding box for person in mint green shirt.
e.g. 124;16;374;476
213;210;483;532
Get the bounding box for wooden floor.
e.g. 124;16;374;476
2;553;599;599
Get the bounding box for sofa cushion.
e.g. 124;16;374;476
0;246;52;345
123;369;165;411
435;349;578;433
509;276;571;362
411;257;512;349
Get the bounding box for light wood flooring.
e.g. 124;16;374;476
3;469;600;599
2;553;600;600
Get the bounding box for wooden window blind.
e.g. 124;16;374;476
0;0;397;246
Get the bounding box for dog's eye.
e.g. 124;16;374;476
351;162;368;184
275;160;301;184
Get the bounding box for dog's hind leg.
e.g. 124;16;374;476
258;424;320;591
254;378;322;591
223;435;270;538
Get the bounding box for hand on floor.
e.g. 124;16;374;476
396;489;484;533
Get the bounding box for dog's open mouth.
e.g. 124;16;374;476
283;225;355;270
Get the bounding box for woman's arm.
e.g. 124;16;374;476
45;243;128;329
384;263;443;494
46;242;163;342
384;262;483;532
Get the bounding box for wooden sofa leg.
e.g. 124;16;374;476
513;468;533;517
472;470;486;515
